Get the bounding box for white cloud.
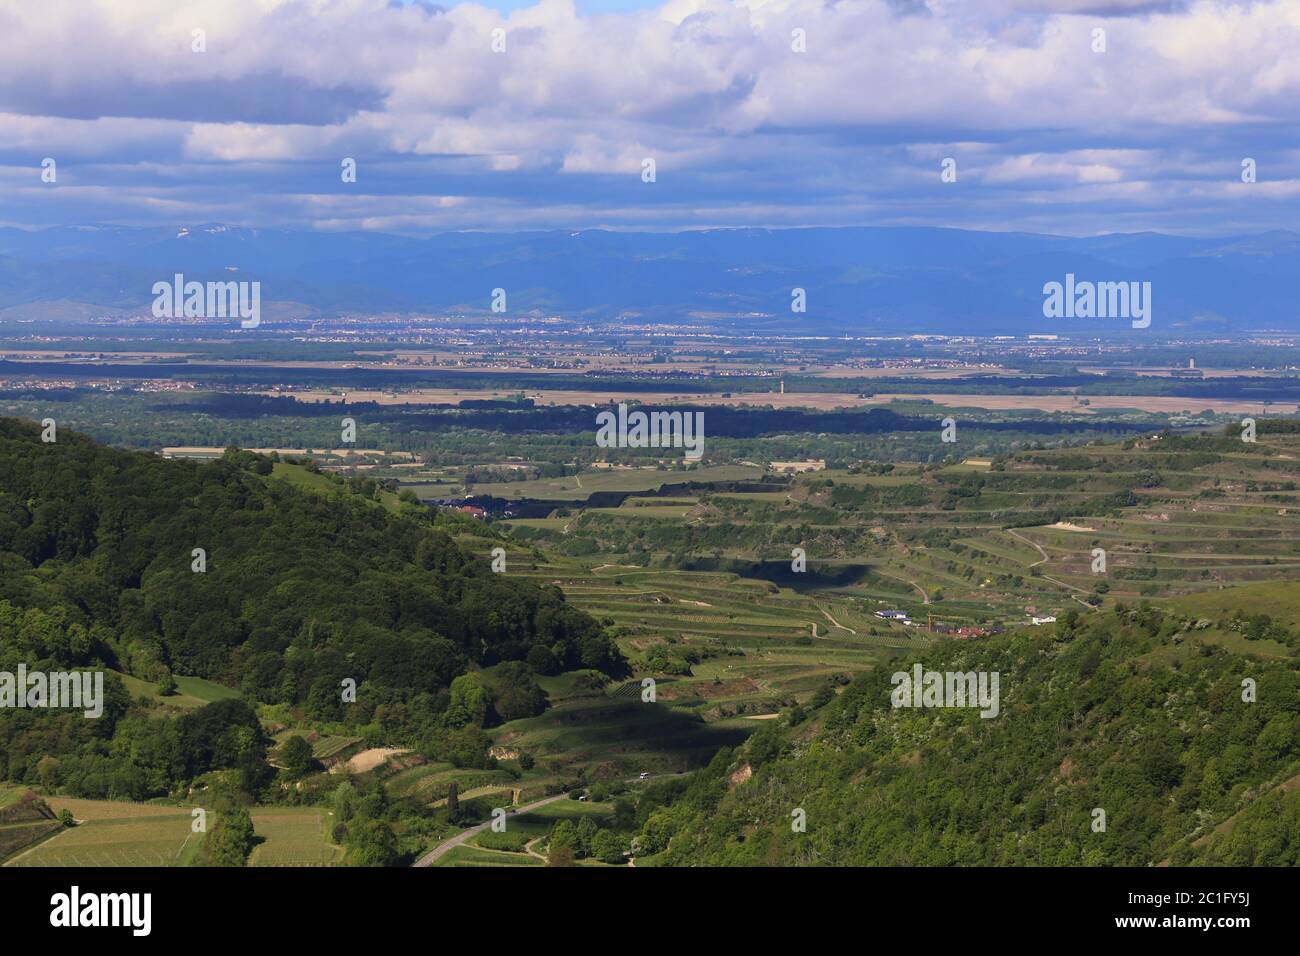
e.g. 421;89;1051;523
0;0;1298;232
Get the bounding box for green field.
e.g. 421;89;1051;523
13;425;1300;869
490;558;907;777
272;462;403;513
385;762;517;803
4;798;202;867
3;800;343;868
506;435;1300;629
248;808;344;866
435;800;622;868
465;463;762;501
474;431;1300;795
272;461;339;494
431;844;544;867
117;673;242;709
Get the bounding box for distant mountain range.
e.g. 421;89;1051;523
2;224;1299;334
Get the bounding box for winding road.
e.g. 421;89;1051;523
818;606;857;635
1007;529;1097;609
1007;528;1049;567
876;569;930;604
412;773;690;868
412;793;568;867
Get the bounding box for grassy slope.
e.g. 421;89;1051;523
117;673;242;709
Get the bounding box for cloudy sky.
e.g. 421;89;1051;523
1;0;1298;236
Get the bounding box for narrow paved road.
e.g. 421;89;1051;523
412;794;568;867
413;773;689;868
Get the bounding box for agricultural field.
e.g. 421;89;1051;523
385;762;518;803
466;463;763;501
505;430;1300;628
478;429;1300;788
9;786;387;870
3;798;202;868
248;808;344;867
8;402;1299;873
312;735;366;761
0;788;62;863
474;559;902;782
430;844;545;867
269;731;366;765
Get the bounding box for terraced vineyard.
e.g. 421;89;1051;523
12;424;1295;871
507;430;1300;623
488;429;1300;779
385;762;519;803
311;736;364;761
490;550;911;780
0;789;61;863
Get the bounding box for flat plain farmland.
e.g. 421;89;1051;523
4;798;200;867
248;807;344;866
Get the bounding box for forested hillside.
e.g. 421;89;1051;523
638;603;1300;865
0;417;624;797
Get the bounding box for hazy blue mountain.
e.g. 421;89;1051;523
1;224;1298;334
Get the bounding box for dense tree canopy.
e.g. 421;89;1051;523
0;417;624;795
638;605;1299;866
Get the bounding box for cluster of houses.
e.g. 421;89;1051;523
430;498;521;520
938;624;999;640
874;609;916;625
874;607;1053;638
874;609;992;635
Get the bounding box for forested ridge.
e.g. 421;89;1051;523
637;604;1300;865
0;417;624;797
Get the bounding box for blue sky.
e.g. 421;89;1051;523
1;0;1298;237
